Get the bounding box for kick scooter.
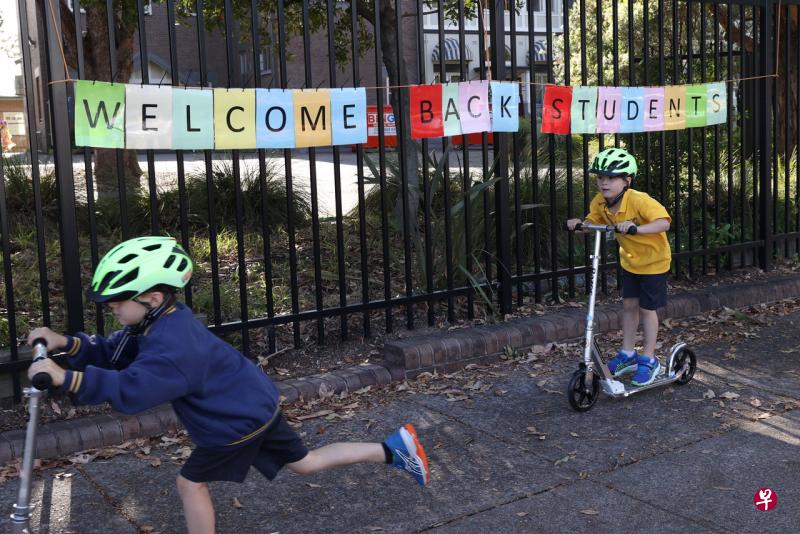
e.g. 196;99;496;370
566;223;696;412
10;339;53;533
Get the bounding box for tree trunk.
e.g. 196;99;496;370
378;0;420;234
775;7;799;158
60;1;142;200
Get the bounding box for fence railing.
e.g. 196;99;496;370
0;0;798;401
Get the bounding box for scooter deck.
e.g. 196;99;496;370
600;364;690;398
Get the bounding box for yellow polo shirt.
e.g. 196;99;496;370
585;189;672;274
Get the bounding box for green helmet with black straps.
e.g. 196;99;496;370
589;147;638;178
87;236;193;303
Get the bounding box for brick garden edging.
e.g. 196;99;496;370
2;275;800;464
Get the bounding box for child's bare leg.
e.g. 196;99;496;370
640;308;659;356
287;442;384;475
176;475;215;534
622;298;640;351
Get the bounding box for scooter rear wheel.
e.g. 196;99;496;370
671;347;696;385
567;369;600;412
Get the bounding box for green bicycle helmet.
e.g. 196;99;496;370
589;147;638;178
88;236;193;303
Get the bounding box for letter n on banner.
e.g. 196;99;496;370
74;80;125;148
410;84;443;138
294;89;332;148
541;85;572;134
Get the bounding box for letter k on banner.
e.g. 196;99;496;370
410;84;444;139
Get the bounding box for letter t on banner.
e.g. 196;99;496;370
541;85;573;134
410;84;444;138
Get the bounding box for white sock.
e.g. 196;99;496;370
622;350;635;358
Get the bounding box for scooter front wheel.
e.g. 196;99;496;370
671;347;697;385
567;369;600;412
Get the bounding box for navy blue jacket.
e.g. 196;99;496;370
61;303;280;447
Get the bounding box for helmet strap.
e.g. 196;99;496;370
606;185;629;209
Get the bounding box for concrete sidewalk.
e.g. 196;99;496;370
0;302;797;532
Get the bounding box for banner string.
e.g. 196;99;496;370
46;1;783;90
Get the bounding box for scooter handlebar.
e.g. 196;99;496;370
30;338;53;391
566;222;637;235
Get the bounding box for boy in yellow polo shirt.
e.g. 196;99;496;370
567;148;672;386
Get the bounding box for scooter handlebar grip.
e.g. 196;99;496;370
30;338;53;390
626;226;637;235
565;222;583;232
32;372;53;391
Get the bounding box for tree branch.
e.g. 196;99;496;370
711;4;753;53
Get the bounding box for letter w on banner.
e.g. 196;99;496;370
540;85;573;134
410;84;444;138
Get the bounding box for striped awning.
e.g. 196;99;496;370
431;39;474;62
528;39;548;64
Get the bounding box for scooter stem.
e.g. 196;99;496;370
583;229;604;372
10;387;44;533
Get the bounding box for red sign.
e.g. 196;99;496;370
410;84;444;139
753;488;777;511
541;85;573;135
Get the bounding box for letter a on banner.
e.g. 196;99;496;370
126;85;173;149
410;84;444;138
74;80;125;148
490;81;519;132
330;88;367;145
541;85;572;134
459;81;490;134
294;90;332;148
256;89;295;148
173;88;214;149
214;88;257;149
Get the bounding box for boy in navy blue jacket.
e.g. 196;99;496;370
27;236;430;534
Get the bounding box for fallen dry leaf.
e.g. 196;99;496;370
580;509;599;515
233;497;244;509
719;392;740;400
703;389;716;400
150;457;162;468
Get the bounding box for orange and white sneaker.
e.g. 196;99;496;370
384;423;431;486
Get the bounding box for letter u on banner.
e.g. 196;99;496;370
490;81;518;132
596;87;622;133
214;88;257;149
410;84;444;138
257;89;295;148
294;90;332;148
541;85;572;134
74;80;125;148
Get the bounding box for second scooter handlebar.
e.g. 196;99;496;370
568;222;637;235
30;338;53;391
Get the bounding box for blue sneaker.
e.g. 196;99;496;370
384;423;430;486
631;355;662;386
607;351;638;377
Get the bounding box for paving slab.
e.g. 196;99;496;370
597;410;800;533
0;468;137;533
75;401;567;533
429;479;718;534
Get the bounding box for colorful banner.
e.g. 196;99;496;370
490;81;519;132
214;89;256;149
442;83;462;137
72;81;732;147
294;90;332;148
126;85;173;150
570;86;597;134
256;89;295;149
74;81;125;148
330;88;367;146
173;88;214;149
596;87;622;133
458;81;490;134
541;85;572;135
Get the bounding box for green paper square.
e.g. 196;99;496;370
74;80;125;148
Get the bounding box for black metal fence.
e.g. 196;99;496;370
0;0;798;400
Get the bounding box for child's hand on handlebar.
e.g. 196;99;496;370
27;327;68;352
566;218;589;232
616;221;637;235
27;359;66;387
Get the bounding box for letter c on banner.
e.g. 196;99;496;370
227;106;245;132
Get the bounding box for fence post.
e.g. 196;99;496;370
758;0;773;270
490;1;512;315
42;0;84;333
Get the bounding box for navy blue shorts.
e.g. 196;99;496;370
180;412;308;483
620;269;668;311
